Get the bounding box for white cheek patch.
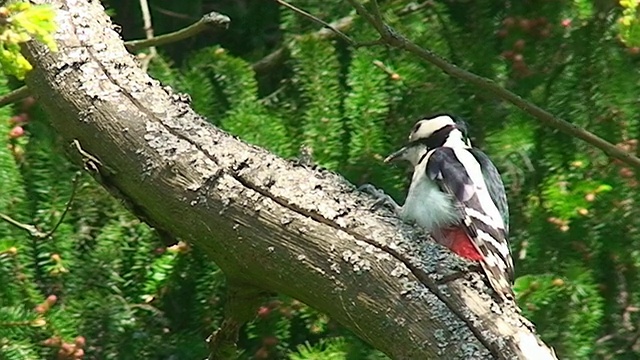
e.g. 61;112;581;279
410;115;456;141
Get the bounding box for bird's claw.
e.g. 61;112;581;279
357;184;401;214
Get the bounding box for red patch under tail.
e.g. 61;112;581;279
441;228;484;261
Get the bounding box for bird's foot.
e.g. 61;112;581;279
358;184;401;214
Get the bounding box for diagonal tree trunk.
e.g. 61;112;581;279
22;0;556;358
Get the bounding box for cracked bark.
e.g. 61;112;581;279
22;0;557;359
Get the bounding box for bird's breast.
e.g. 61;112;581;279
400;175;458;231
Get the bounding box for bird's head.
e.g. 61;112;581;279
384;114;470;165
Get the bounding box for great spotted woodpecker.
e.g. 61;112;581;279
365;114;514;300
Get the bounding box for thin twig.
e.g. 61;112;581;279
0;172;81;239
0;86;30;108
125;11;231;52
2;12;231;107
274;0;356;46
395;40;640;170
1;12;232;108
255;2;444;75
72;139;103;171
342;0;640;170
625;328;640;353
252;48;287;75
0;212;46;238
150;5;198;21
252;15;355;75
347;0;384;34
369;0;385;27
137;0;157;71
41;172;81;238
0;320;38;327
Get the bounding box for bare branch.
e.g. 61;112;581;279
137;0;157;71
41;172;81;238
397;1;433;16
274;0;356;46
0;86;30;108
252;16;355;75
343;0;640;170
346;0;378;31
125;11;230;52
0;172;80;239
0;12;231;109
0;212;46;238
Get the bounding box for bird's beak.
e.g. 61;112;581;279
384;146;409;163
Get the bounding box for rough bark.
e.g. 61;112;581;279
21;0;557;359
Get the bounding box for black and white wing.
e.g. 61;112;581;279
469;148;509;235
425;147;514;299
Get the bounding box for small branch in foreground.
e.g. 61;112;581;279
341;0;640;171
125;11;231;52
0;172;80;239
0;86;30;108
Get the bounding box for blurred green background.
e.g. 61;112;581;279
2;0;640;359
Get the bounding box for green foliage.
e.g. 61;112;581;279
289;338;347;360
148;55;225;122
0;2;57;79
343;46;392;183
573;0;596;20
618;0;640;46
541;170;612;223
290;35;345;169
517;266;604;358
3;0;640;359
210;47;294;158
0;340;41;360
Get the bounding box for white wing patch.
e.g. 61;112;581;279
466;208;503;229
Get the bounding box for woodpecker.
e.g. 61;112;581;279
371;114;514;300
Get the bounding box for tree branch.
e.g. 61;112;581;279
136;0;157;71
0;86;30;108
252;15;355;75
273;0;355;46
344;0;640;170
207;280;271;359
0;172;80;239
124;11;230;52
24;0;556;358
0;12;231;109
